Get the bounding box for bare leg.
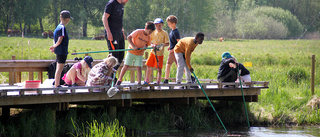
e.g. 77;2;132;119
54;63;64;87
137;66;142;85
118;65;129;82
165;64;171;80
157;68;162;83
145;66;152;82
66;69;76;85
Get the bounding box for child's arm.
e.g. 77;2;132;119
127;35;138;50
76;69;87;82
49;36;63;53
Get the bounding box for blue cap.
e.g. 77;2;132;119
222;52;232;59
154;18;164;24
84;56;93;68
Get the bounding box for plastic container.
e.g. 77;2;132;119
24;80;41;88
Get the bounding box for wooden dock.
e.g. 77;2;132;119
0;57;269;120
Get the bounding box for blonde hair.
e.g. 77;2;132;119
80;60;91;79
103;55;119;68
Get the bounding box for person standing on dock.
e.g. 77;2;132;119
174;32;204;85
116;21;155;87
49;10;73;88
163;15;180;84
102;0;129;71
144;18;169;85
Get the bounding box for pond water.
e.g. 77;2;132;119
147;126;320;137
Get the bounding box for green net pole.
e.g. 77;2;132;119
192;71;228;133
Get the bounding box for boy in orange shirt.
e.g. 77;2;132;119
144;18;169;84
174;32;204;84
116;21;155;86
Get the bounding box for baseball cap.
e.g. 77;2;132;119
60;10;74;20
222;52;232;59
84;56;93;68
154;18;164;24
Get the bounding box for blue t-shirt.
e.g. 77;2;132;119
53;24;69;55
169;28;180;50
104;0;124;32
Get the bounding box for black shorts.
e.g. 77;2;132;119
56;54;67;63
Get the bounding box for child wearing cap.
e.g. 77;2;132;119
174;32;205;84
144;18;169;84
217;52;238;83
49;10;73;88
163;15;180;84
116;21;155;86
86;54;118;86
62;56;93;86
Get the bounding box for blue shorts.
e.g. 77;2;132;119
124;52;143;67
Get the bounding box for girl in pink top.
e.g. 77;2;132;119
62;56;93;86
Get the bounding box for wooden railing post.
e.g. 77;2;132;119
311;55;315;95
9;56;15;85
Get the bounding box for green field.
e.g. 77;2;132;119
0;37;320;135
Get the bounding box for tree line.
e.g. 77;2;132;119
0;0;319;39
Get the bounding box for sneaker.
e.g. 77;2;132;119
191;76;196;83
154;82;160;84
143;81;150;85
137;83;142;90
176;82;184;89
72;83;79;87
163;79;169;84
116;80;122;86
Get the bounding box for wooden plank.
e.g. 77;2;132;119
0;88;262;107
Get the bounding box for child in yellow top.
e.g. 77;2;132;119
174;32;204;84
116;21;155;86
144;18;169;84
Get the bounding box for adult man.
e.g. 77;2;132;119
102;0;129;70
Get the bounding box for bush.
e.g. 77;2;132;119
287;67;308;83
235;12;288;39
250;6;303;38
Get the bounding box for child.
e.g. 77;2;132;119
217;52;238;83
231;57;251;83
86;55;118;86
174;32;204;84
163;15;180;84
116;21;155;86
62;56;93;86
144;18;169;84
49;10;73;88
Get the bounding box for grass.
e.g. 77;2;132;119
0;37;320;135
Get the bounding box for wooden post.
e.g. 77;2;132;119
29;72;34;80
311;55;315;95
11;56;22;83
130;71;135;83
9;56;16;85
38;71;43;83
108;106;117;120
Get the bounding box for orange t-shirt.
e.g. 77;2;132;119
128;29;151;56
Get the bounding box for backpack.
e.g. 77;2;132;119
47;62;73;85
